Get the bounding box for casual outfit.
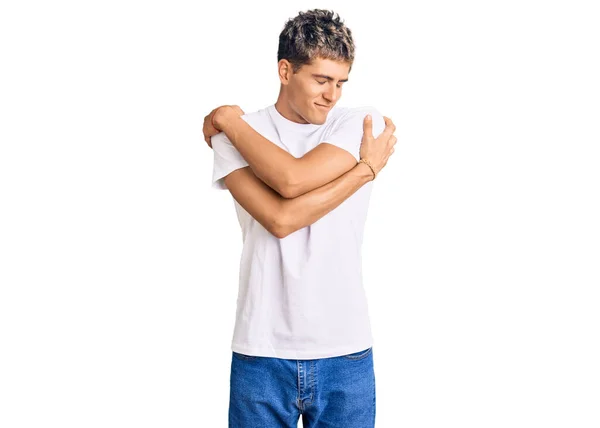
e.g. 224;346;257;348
211;104;385;427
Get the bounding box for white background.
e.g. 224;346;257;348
1;0;599;427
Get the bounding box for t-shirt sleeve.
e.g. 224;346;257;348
322;107;386;162
211;132;249;190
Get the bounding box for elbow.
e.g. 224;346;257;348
271;225;289;239
279;184;297;199
279;169;299;199
271;206;294;239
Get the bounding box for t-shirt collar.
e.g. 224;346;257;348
268;104;324;135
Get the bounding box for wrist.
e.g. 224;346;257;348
354;161;376;182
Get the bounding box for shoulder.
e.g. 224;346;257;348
240;107;270;127
212;107;266;150
326;105;385;137
329;105;383;123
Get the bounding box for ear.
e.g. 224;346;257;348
278;59;292;85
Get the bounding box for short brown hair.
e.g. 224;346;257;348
277;9;355;74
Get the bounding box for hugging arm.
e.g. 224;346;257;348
222;163;374;239
210;107;396;238
214;107;387;199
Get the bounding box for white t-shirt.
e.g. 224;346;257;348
211;104;385;359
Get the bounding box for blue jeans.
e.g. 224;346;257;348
229;347;376;427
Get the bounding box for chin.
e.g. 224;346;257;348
311;116;326;125
311;111;328;125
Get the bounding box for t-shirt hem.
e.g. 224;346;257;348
231;341;374;360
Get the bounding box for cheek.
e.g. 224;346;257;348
310;86;325;100
306;83;321;96
296;83;315;99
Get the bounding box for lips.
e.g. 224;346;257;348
315;103;332;110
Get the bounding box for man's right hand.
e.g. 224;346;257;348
202;105;245;149
359;114;397;178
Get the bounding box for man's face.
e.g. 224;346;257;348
283;57;350;125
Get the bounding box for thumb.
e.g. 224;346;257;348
363;114;373;138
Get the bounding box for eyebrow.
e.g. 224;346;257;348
312;74;349;83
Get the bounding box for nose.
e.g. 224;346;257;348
323;85;340;104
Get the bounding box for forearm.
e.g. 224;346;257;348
217;113;297;196
278;162;374;238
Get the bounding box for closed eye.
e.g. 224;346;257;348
317;80;342;88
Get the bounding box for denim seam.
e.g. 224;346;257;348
296;361;303;413
373;371;376;427
342;346;373;360
304;360;315;407
232;351;257;361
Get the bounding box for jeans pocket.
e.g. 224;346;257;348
342;347;373;360
232;351;258;361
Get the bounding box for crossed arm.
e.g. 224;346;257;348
213;109;377;239
224;163;374;239
215;111;361;199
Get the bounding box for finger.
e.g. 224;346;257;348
385;116;396;130
384;149;393;164
382;116;397;137
385;148;394;162
386;117;397;133
363;114;373;138
202;123;210;140
203;115;215;134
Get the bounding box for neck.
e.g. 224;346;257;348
274;93;310;124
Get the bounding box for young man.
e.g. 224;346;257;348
202;9;397;428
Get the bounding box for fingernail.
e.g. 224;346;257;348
366;114;371;120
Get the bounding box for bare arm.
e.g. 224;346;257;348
215;111;298;198
214;107;392;199
278;162;375;238
218;112;397;238
223;162;375;239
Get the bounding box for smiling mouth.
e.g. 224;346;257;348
315;103;332;109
